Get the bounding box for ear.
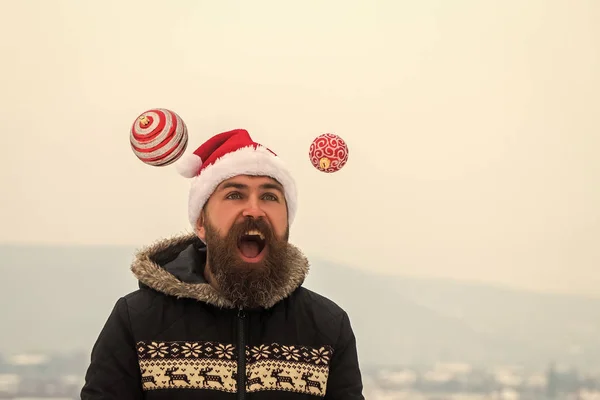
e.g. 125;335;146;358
195;211;207;242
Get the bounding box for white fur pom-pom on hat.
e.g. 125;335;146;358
175;152;202;178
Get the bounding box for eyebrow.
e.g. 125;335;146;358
219;181;284;193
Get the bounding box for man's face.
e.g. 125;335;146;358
195;175;293;308
196;174;289;250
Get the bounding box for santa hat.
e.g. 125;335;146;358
175;129;297;229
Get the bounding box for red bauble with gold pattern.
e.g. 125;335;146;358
309;133;349;173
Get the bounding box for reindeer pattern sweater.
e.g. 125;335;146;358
80;234;364;399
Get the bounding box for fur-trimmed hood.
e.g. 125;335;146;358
130;233;310;309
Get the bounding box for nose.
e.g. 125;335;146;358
242;199;266;219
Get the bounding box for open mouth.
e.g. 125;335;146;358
237;229;266;260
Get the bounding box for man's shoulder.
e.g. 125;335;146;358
288;287;353;343
293;286;347;318
119;286;167;313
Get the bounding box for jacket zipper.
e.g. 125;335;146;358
237;306;246;399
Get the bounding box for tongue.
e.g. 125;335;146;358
239;241;260;258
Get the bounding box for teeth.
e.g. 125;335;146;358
245;229;264;239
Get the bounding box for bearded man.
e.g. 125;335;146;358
80;129;364;399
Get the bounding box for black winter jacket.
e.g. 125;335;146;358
80;234;364;399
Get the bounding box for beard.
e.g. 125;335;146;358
203;215;294;309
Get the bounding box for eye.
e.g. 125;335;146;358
226;192;242;200
262;193;279;202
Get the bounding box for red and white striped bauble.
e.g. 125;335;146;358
130;108;188;166
309;133;349;173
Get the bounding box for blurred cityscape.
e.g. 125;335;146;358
0;350;599;399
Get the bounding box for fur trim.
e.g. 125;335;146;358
186;145;298;228
130;233;310;309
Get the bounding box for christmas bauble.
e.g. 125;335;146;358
130;108;188;166
309;133;349;173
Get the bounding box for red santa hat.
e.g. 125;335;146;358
175;129;297;229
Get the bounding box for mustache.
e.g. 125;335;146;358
229;217;275;241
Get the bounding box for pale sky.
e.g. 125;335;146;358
1;0;599;297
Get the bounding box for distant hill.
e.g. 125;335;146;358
1;244;599;370
304;261;600;370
